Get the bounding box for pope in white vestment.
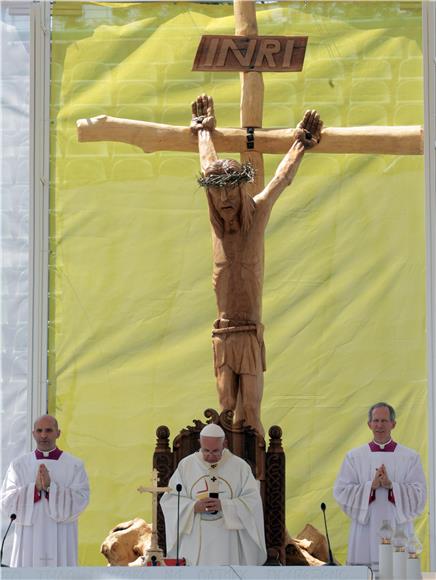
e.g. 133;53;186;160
160;424;267;566
333;403;426;569
0;415;90;567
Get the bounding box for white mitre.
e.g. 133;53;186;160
200;424;225;438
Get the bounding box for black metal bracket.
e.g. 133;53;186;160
246;127;255;150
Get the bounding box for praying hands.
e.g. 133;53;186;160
372;464;392;490
35;464;51;492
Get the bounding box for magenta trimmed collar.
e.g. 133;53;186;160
35;448;63;460
369;440;397;452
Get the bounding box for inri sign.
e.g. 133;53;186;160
193;35;308;73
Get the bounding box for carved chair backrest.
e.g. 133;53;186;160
153;409;286;564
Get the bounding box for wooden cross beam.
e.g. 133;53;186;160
77;116;422;157
77;0;423;194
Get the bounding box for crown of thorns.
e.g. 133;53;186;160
197;163;255;188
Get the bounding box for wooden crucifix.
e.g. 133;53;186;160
138;469;172;564
76;0;423;437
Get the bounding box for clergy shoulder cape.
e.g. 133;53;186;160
333;442;426;568
160;448;267;566
1;449;90;567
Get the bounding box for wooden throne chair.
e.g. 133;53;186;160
153;408;286;565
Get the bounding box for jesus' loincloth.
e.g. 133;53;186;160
212;319;266;376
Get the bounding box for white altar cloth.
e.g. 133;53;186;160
1;565;371;580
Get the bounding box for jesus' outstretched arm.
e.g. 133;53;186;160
190;94;218;173
254;109;323;209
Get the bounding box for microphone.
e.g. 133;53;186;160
320;503;337;566
176;484;182;566
1;514;16;568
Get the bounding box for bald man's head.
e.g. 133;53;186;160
33;414;58;431
32;415;60;452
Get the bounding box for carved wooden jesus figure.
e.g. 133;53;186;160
191;94;322;436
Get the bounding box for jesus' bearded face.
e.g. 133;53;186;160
208;184;242;223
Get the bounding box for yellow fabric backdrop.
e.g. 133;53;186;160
49;1;428;567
